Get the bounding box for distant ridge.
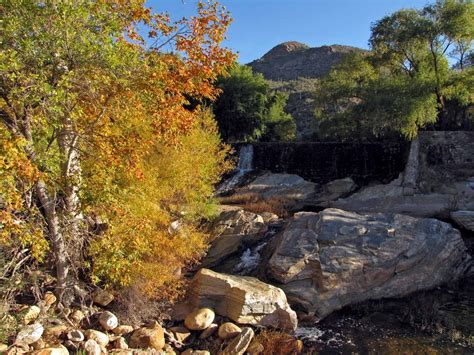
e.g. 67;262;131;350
248;41;364;81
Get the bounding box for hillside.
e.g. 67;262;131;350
248;41;363;81
248;42;365;140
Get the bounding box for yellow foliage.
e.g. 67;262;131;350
88;110;233;298
0;128;48;261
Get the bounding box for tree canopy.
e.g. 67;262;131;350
213;64;296;142
0;0;235;304
314;0;473;141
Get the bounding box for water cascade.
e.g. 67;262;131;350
217;144;254;194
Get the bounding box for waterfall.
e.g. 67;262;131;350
237;144;254;171
217;144;254;194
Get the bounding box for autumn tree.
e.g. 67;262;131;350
0;0;234;305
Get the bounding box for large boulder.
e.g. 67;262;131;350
202;209;267;267
451;210;474;232
185;268;297;331
234;173;317;202
331;178;474;218
267;209;472;320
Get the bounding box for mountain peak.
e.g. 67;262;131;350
249;42;365;81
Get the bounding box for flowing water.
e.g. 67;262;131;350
217;144;254;194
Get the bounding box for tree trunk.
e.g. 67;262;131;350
34;179;69;301
58;118;84;277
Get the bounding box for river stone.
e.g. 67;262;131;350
66;329;84;342
217;322;241;340
199;323;218;339
451;210;474;232
69;310;85;325
114;337;128;350
186;268;297;331
222;327;254;355
92;288;114;306
99;311;118;330
267;208;473;319
169;326;191;343
43;292;57;307
32;345;69;355
84;339;101;355
112;325;134;335
184;308;215;331
15;323;44;345
43;325;68;338
129;323;165;350
84;329;109;347
22;306;41;325
181;350;210;355
202;209;267;267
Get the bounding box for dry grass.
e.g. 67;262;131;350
219;193;292;217
254;330;304;355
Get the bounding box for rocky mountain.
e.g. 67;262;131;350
248;41;363;82
248;42;365;140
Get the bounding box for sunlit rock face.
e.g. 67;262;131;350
185;268;298;331
266;208;472;320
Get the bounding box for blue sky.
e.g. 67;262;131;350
146;0;430;63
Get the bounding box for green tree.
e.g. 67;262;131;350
213;64;296;142
315;0;473;140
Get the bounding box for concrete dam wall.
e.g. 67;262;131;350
238;141;410;184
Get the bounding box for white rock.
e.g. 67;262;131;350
99;311;118;331
15;323;44;345
84;339;101;355
67;329;84;342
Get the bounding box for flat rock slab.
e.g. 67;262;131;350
267;208;472;320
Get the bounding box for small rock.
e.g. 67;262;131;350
31;338;45;350
83;339;101;355
22;306;41;324
129;323;165;350
184;308;215;331
43;292;57;307
69;310;85;325
91;288;114;306
66;329;84;342
7;346;28;355
112;325;133;335
98;311;118;331
15;323;44;345
32;345;69;355
162;344;177;355
222;327;254;355
199;323;218;339
246;339;264;354
114;337;128;350
63;341;79;352
0;343;9;352
181;350;210;355
169;326;191;343
260;212;279;223
218;322;241;340
43;325;68;338
84;329;109;347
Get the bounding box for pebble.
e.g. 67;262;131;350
99;311;118;330
184;308;215;331
218;322;242;340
